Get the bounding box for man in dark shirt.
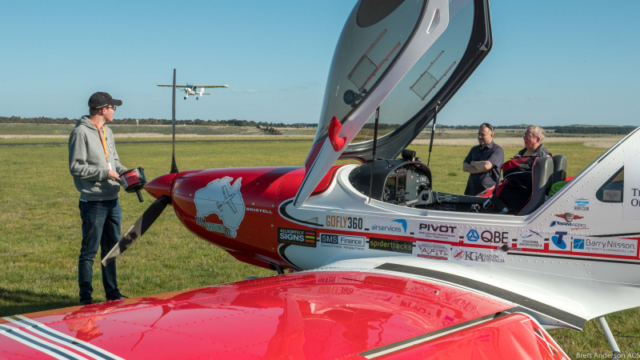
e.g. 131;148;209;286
463;123;504;196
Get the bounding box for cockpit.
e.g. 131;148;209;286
348;158;489;213
348;151;569;216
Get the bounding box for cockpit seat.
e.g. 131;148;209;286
518;157;554;215
491;157;554;215
552;154;567;184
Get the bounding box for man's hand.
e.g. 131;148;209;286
472;161;493;171
108;170;122;184
463;161;493;174
462;162;476;174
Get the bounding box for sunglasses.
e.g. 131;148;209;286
107;106;117;111
480;122;494;133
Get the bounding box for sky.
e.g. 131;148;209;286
0;0;638;127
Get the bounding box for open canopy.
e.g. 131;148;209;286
294;0;492;207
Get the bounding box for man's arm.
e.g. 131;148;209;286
462;161;475;173
463;161;493;174
69;132;109;181
462;149;477;174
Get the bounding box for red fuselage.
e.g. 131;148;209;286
144;166;342;270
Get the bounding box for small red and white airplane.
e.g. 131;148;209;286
156;83;228;100
3;0;639;358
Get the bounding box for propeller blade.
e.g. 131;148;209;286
170;69;179;174
101;195;171;266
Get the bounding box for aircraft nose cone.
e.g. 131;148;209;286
144;173;178;199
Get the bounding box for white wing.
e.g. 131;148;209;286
192;85;229;88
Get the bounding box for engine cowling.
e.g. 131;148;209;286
167;167;300;269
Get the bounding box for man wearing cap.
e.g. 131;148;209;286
69;92;127;305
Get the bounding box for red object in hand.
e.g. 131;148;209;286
123;171;139;185
328;116;346;151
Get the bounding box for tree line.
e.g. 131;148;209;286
436;124;635;135
0;116;317;128
551;126;636;135
1;116;635;135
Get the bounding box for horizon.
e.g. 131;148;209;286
0;1;638;127
2;116;636;129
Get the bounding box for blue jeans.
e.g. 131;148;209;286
78;199;122;302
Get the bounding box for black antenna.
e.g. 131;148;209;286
368;107;380;203
170;69;179;174
427;105;439;168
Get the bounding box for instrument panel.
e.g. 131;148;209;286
382;166;430;205
349;159;486;212
348;160;432;207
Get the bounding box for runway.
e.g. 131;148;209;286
0;138;312;147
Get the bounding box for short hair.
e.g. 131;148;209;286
526;125;545;142
479;123;494;134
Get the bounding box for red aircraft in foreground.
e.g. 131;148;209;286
3;0;639;358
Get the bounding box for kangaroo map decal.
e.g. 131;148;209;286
195;176;245;238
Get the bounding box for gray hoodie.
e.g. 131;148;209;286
69;116;127;201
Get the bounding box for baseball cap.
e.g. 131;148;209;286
88;92;123;109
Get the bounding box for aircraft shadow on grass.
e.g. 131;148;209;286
0;287;79;317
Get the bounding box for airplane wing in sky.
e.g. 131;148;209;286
157;84;189;88
156;84;228;88
192;85;229;88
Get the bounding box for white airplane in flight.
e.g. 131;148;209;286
157;83;229;100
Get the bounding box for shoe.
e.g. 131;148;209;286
80;299;92;305
106;294;128;301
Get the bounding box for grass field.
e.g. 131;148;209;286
1;138;638;356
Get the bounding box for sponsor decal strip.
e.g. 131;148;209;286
416;223;458;242
4;315;124;360
416;241;449;260
369;238;413;254
278;227;317;247
507;251;640;265
464;229;511;245
319;233;366;249
326;215;364;230
572;237;637;257
452;247;505;266
0;323;87;360
375;263;587;330
360;314;497;359
439;241;639;261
